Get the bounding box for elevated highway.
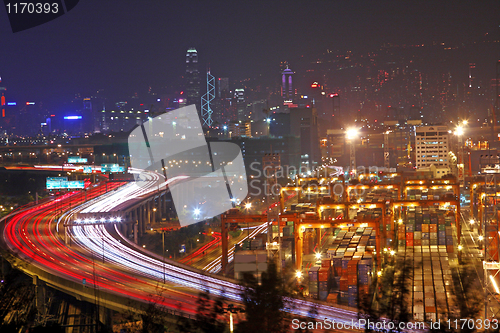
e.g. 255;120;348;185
1;169;363;328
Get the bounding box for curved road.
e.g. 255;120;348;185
3;169;364;327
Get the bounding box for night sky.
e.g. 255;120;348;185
0;0;499;104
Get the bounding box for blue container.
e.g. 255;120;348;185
332;256;342;267
348;296;358;306
415;223;422;231
447;238;454;245
319;291;329;301
438;230;446;238
341;258;350;269
308;266;320;281
438;238;446;245
319;281;328;291
348;285;358;294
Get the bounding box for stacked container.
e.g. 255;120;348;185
397;207;455;253
308;266;319;299
322;227;376;307
318;259;331;300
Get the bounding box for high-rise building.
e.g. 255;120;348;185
218;77;229;97
185;47;200;111
281;66;294;100
415;125;450;169
0;76;6;121
235;88;245;121
290;107;321;170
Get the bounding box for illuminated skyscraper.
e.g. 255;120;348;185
185;47;200;111
218;77;229;98
281;66;294;100
0;77;5;119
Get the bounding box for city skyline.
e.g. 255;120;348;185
0;1;499;106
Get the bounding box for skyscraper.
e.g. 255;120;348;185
0;77;5;119
218;77;229;98
281;66;294;100
185;47;200;111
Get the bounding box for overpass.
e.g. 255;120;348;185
1;169;366;329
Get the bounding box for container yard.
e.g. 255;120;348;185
307;227;375;308
223;173;468;322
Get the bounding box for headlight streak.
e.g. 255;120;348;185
4;168;371;330
67;170;360;326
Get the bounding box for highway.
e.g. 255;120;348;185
2;169;367;328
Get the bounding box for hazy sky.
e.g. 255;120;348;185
0;0;499;104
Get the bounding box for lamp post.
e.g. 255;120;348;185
346;128;358;179
454;125;465;187
245;202;251;239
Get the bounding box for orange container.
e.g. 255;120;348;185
339;277;348;291
321;259;331;268
429;225;437;232
347;260;358;273
422;224;429;233
327;293;338;304
406;232;413;240
318;267;330;281
348;275;357;285
446;245;454;253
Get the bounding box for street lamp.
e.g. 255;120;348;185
346;128;358;178
454;125;465;187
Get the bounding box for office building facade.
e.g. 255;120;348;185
415;125;450;169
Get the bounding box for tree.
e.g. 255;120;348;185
194;289;227;333
376;258;413;332
441;260;483;333
237;261;289;333
358;276;381;332
138;284;177;333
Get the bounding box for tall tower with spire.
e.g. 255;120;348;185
185;48;200;112
0;77;6;119
281;66;294;100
